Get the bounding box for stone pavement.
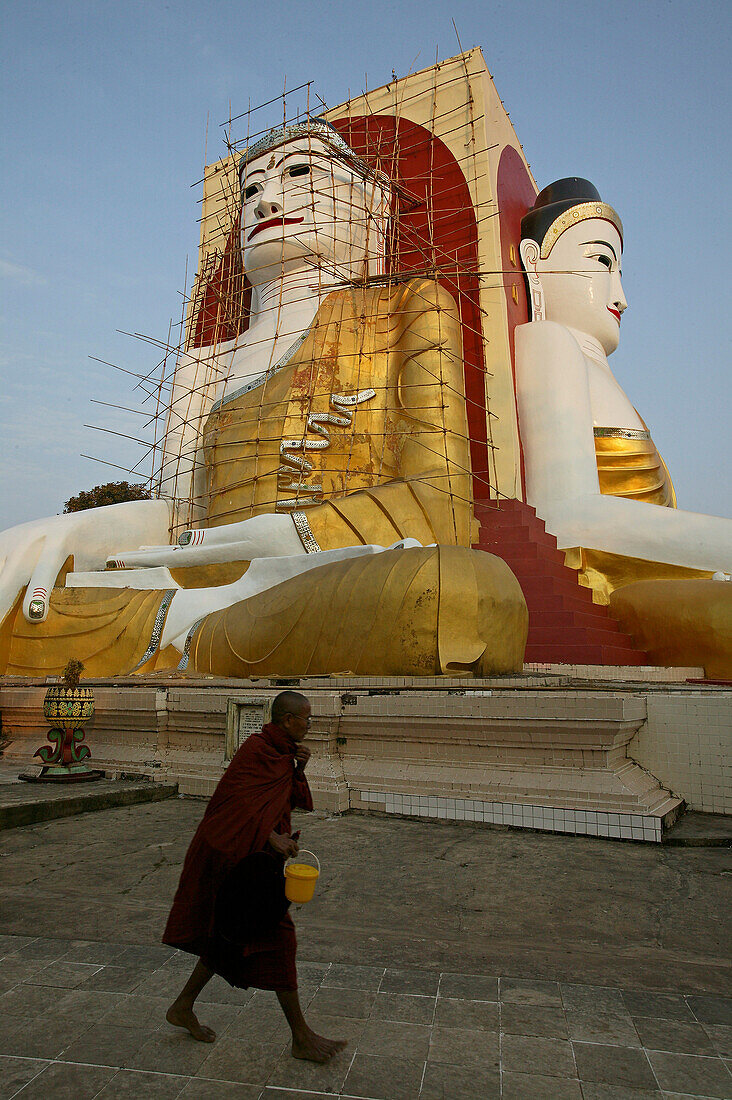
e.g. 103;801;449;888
1;936;731;1099
0;798;730;1098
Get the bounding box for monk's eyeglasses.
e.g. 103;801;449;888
288;712;312;726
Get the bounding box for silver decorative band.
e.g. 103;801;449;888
210;373;265;415
177;616;206;671
332;388;377;406
210;327;313;415
594;427;651;440
291;512;322;553
130;590;176;672
277;388;376;512
237;118;390;193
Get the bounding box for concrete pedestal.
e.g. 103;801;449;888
3;667;726;842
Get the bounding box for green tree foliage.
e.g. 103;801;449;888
63;481;152;513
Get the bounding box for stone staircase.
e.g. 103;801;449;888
473;498;648;666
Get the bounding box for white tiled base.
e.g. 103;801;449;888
629;692;732;815
359;789;663;843
1;677;706;830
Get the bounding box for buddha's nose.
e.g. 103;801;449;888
255;183;283;220
613;272;628;314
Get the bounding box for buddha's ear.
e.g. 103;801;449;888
519;238;545;322
362;176;392;278
519;237;540;273
364;175;392;219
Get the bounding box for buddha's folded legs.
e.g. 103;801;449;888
2;547;528;678
3;585;173;678
609;579;732;680
187;546;528;678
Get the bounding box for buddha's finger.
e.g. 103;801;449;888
108;535;300;569
107;543;246;569
176;513;304;556
105;545;175;569
0;544;39;622
23;539;68;623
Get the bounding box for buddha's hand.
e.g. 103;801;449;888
106;512;307;570
0;499;172;625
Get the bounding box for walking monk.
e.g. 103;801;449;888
163;691;346;1063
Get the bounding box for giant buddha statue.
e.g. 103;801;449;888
1;57;729;681
0;120;528;678
517;178;732;675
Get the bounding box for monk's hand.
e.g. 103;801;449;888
294;745;311;770
268;832;299;858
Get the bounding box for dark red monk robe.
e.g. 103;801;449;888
163;722;313;991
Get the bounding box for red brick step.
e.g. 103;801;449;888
473;498;648;666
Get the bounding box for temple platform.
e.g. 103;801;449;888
2;666;729;843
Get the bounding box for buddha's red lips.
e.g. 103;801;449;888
607;307;621;323
248;216;304;241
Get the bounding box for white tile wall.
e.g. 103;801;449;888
629;692;732;814
358;790;662;842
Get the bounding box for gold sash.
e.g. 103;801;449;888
564;426;709;604
593;426;676;507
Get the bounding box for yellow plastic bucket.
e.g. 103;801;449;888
284;850;320;904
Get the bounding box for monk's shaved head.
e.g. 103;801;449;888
271;691;311;726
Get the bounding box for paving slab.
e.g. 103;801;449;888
0;939;729;1098
664;811;732;847
0;768;178;830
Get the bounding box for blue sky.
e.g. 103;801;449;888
1;0;730;526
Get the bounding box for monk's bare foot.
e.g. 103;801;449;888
292;1028;347;1063
166;1001;216;1042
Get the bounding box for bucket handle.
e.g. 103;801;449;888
286;849;320;873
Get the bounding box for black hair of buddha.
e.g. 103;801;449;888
520;177;603;248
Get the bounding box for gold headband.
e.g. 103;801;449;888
540;202;623;259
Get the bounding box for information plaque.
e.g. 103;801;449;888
225;698;270;760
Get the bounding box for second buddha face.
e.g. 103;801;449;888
524;218;627;354
240;137;387;283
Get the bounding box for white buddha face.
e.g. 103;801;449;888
240;136;388;284
522;218;627;354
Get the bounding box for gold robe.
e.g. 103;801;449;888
593;426;675;507
202;278;476;550
4;279;527;678
564;425;711;604
190;546;527;679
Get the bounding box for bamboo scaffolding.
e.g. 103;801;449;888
90;53;529;526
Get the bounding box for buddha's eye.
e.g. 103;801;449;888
596;254;612;269
244;183;261;200
287;164;310;179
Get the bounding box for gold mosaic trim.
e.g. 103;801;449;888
291;511;322;553
130;590;176;672
541;202;623;259
594;427;650;440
